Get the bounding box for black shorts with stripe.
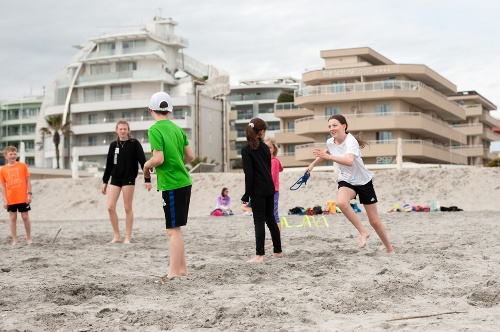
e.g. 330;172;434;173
162;185;192;229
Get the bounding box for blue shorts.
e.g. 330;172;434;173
338;180;378;205
7;203;31;213
162;185;191;229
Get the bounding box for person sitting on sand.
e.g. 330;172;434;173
215;187;233;215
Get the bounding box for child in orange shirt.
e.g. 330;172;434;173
0;146;32;245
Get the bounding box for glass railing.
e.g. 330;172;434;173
296;112;454;130
227;92;281;102
275;102;300;110
87;45;161;59
77;70;169;84
295;80;460;107
72;114;189;125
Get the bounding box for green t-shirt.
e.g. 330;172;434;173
148;119;192;191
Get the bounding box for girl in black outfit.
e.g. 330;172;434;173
241;118;282;262
101;120;151;243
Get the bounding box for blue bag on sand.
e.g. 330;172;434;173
290;171;310;191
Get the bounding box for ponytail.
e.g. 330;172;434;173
246;118;268;150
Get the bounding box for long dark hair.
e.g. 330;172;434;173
328;114;369;149
246;118;268;150
221;187;228;197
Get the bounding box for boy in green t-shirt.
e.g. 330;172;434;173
144;92;194;280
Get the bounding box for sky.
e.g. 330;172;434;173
1;0;499;121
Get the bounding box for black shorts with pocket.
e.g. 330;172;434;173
338;180;378;205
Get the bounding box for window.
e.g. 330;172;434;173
376;131;392;141
88;136;98;146
325;107;341;116
173;109;184;119
375;104;391;115
88;114;98;124
22;125;36;135
116;62;137;72
267;123;280;131
382;77;396;89
111;84;131;99
22;108;38;118
105;113;115;123
332;81;346;93
122;112;132;121
122;39;146;50
25;141;35;151
90;64;111;75
288;122;295;131
287;145;295;154
99;42;115;51
84;87;104;102
142;110;150;120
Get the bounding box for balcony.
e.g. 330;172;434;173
274;129;314;145
483;128;500;142
450;145;483;157
452;123;483;136
274;102;314;118
76;70;176;86
295;112;467;145
462;104;483;117
86;45;169;60
479;112;500;127
295;81;465;121
71;114;193;135
294;140;467;164
278;153;310;168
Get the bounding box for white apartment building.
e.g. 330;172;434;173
227;77;299;169
36;17;229;172
276;47;499;167
1;96;42;166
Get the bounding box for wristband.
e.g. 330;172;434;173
144;178;151;183
28;192;32;195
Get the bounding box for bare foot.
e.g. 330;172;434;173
123;238;131;244
26;239;32;245
111;237;121;243
358;232;370;248
247;255;265;263
387;249;396;254
272;253;283;258
265;243;273;249
11;241;18;246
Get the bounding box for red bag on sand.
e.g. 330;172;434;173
422;206;430;212
211;210;223;217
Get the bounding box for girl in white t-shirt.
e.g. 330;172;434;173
307;115;395;254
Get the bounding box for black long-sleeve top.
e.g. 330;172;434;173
102;139;146;184
241;138;275;202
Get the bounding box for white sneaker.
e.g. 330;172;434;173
243;212;253;216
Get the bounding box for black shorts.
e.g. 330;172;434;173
338;180;378;205
110;178;135;187
7;203;31;213
162;185;191;229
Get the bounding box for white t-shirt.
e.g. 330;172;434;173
326;133;373;186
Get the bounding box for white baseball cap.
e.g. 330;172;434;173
149;92;173;112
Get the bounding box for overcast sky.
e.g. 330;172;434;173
1;0;499;118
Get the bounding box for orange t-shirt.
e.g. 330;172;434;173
0;162;30;205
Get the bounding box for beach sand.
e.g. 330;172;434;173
1;168;499;331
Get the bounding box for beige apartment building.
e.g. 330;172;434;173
275;47;499;167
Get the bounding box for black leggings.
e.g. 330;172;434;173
251;194;282;255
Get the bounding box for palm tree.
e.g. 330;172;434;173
39;114;72;169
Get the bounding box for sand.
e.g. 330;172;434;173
1;167;499;331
